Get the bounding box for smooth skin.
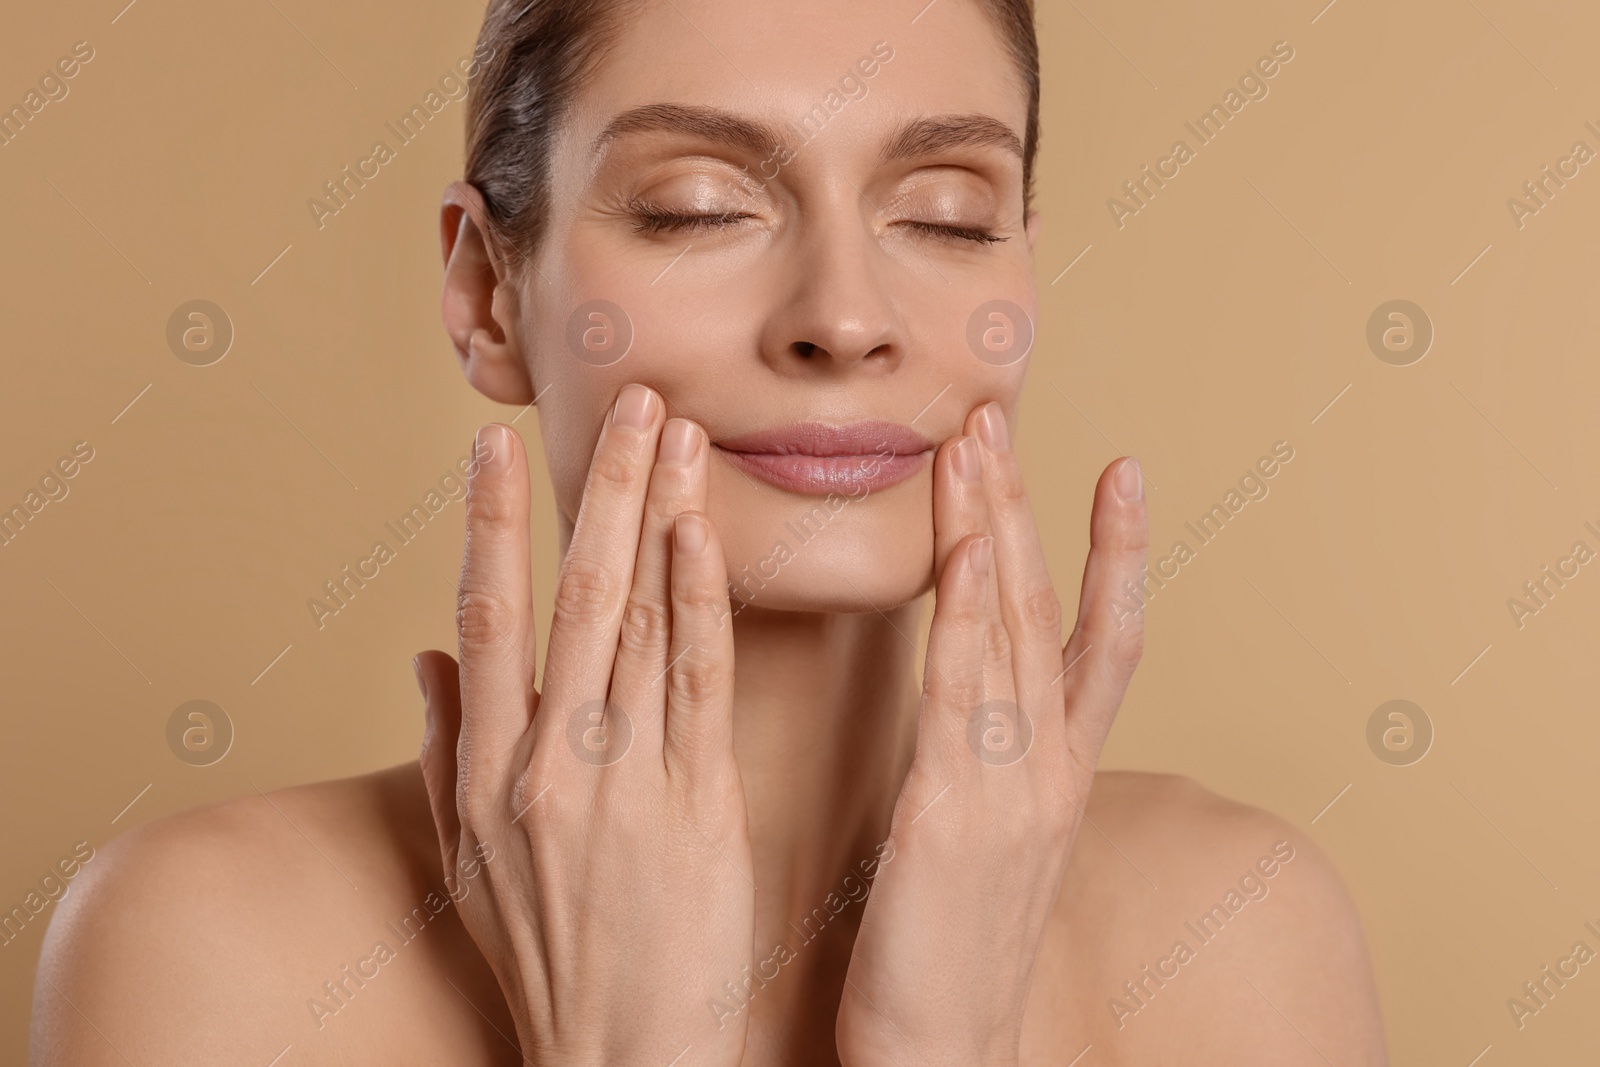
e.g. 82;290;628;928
30;412;1387;1065
31;0;1387;1062
836;415;1139;1066
417;383;1150;1065
422;407;756;1065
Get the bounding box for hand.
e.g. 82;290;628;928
835;402;1149;1066
414;384;755;1066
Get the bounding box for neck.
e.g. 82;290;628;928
727;599;923;1059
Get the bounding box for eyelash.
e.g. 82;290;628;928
901;220;1008;245
627;203;1006;245
630;206;755;235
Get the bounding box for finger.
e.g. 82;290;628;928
456;423;539;788
931;435;988;583
1060;456;1148;765
932;432;1013;723
969;402;1065;711
415;650;463;872
537;384;665;749
661;510;736;781
919;532;995;767
608;417;709;763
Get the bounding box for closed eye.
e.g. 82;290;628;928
626;204;1006;246
630;206;756;235
900;220;1008;245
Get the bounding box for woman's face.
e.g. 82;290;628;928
521;0;1038;613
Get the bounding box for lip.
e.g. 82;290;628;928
712;420;935;496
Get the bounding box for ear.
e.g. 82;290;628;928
440;180;535;405
1024;207;1042;255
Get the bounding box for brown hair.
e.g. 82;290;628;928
464;0;1039;272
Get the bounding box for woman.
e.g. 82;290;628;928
32;0;1387;1062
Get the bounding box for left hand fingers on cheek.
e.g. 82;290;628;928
921;533;994;771
978;533;1011;697
968;416;1063;706
933;436;989;576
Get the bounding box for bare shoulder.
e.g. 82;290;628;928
1023;771;1387;1066
31;763;515;1066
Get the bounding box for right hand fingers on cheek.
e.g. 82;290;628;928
455;424;538;792
533;385;664;757
607;417;707;760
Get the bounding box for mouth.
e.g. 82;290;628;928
711;421;936;496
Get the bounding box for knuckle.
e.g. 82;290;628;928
618;596;669;657
994;466;1030;507
645;488;689;528
939;676;987;716
1106;625;1146;682
1106;587;1145;634
669;652;724;707
456;769;498;831
464;479;516;527
675;573;724;615
456;585;517;647
589;445;643;494
1022;584;1064;639
553;557;615;627
983;615;1013;666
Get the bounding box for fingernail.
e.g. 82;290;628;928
661;418;699;464
1115;457;1143;503
977;403;1010;451
475;425;509;471
970;535;993;576
612;383;656;429
675;512;708;554
952;437;982;484
412;656;427;703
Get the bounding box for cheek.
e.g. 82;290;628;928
911;261;1037;392
538;410;599;527
552;219;764;361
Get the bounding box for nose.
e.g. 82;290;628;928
757;197;906;376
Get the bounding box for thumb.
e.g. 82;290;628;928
415;649;464;871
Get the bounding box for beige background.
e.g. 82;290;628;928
3;0;1597;1061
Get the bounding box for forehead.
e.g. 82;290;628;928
559;0;1027;162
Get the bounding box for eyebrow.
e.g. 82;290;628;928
880;114;1023;166
591;103;1023;168
593;103;777;159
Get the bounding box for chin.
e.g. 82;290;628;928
711;471;936;616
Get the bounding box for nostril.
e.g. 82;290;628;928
793;342;817;358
